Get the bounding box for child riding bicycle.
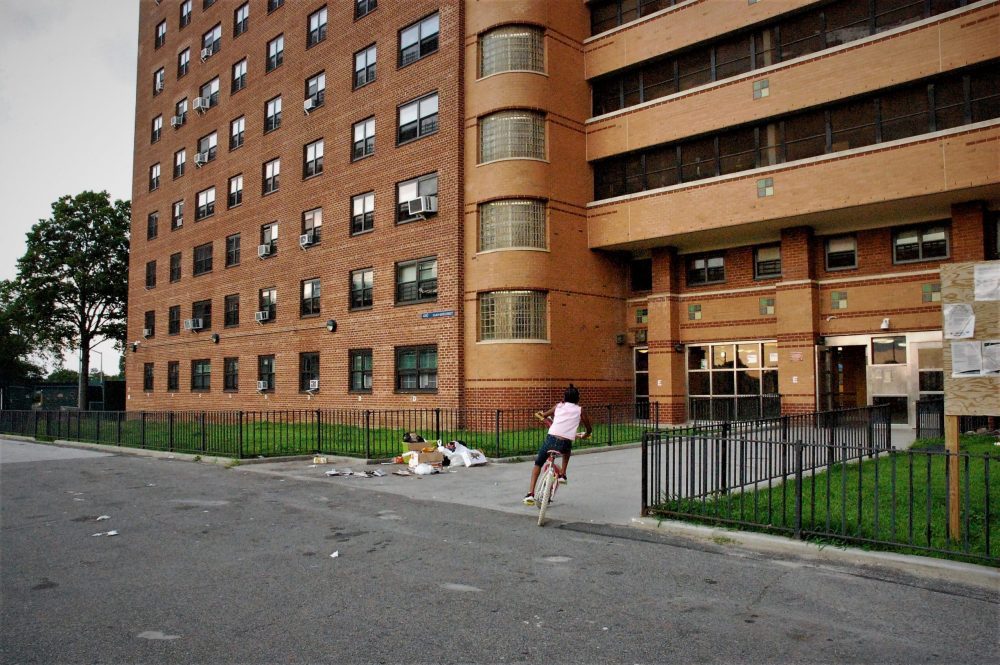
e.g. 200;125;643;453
524;384;592;506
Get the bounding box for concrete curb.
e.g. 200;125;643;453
630;516;1000;591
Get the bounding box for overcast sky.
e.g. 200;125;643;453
0;0;138;374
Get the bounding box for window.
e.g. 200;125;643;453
153;68;165;95
398;92;439;144
168;305;181;335
151;115;162;143
144;310;156;338
399;13;439;66
754;246;781;279
149;163;160;191
872;336;907;365
478;199;546;250
200;77;220;107
193;242;213;276
156;20;167;48
351;192;374;234
197;131;218;163
305;72;325;109
303;208;322;244
351;268;373;309
268;0;284;12
180;0;192;28
354;45;376;88
232;58;247;93
224;293;240;327
224;357;239;390
143;363;155;391
204;0;217;9
759;297;775;316
167;361;179;392
307;7;327;47
195;187;215;220
636;308;649;324
301;278;321;316
630;258;652;292
202;23;221;57
173;149;186;178
230;116;245;150
234;2;249;36
396;173;437;223
479;110;545;162
395;257;437;303
225;233;241;266
479;25;544;77
177;48;190;77
893;223;950;263
687;254;725;286
686;341;779;421
303;139;324;177
171;200;184;229
349;349;373;392
825;236;857;271
192;299;212;329
395;346;437;391
266;34;284;72
478;291;547;341
259;287;277;321
228;174;243;208
299;353;320;391
262;158;280;194
258;355;275;390
355;0;377;20
191;359;211;391
175;98;188;125
260;223;278;254
147;212;159;240
145;260;157;288
352;117;375;160
265;96;282;132
169;252;181;282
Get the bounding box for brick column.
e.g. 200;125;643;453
776;226;820;415
951;201;986;261
647;247;687;423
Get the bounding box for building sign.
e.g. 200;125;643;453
421;310;455;319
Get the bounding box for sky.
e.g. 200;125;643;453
0;0;139;375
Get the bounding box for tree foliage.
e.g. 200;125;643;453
0;280;44;388
11;191;130;408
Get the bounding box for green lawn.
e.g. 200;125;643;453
649;434;1000;565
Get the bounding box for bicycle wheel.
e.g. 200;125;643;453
537;470;554;527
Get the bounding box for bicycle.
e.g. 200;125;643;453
536;449;564;527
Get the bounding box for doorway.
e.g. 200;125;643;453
634;347;649;419
818;345;867;411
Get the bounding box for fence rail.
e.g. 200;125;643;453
915;399;996;440
0;403;663;460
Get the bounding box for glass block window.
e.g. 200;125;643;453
636;308;648;324
759;297;775;315
479;25;544;77
479;291;547;341
478;199;546;251
922;283;941;303
688;304;702;321
831;291;848;309
479;110;545;163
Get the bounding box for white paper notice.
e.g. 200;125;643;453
973;263;1000;301
981;341;1000;376
943;304;975;339
769;352;779;363
951;341;983;377
747;353;758;365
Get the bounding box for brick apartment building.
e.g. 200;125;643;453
127;0;999;428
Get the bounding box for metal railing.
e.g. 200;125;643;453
0;403;663;460
915;398;995;440
689;394;782;424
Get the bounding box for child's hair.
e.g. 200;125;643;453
563;384;580;404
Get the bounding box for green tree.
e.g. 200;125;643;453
45;368;80;384
0;280;44;389
12;191;130;410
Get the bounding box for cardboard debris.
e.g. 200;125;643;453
313;456;328;464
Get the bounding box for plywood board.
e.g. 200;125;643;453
941;261;1000;417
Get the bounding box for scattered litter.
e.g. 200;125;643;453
372;469;386;477
308;465;316;468
330;551;339;558
352;472;368;477
96;515;110;521
146;484;156;487
392;470;411;476
325;468;353;476
379;462;394;465
439;440;489;467
91;530;119;537
106;530;118;537
413;463;437;475
313;456;328;465
73;498;84;502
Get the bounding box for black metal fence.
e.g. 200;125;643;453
642;405;998;564
915;398;996;440
0;403;662;460
689;394;781;424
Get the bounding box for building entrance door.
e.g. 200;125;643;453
635;347;649;419
817;345;867;411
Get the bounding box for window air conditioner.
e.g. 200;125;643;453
308;379;319;392
194;152;209;166
183;318;203;331
200;47;213;61
298;232;314;248
256;380;269;391
406;195;438;217
257;244;271;258
193;96;210;112
303;98;315;113
170;115;184;128
142;328;152;338
254;310;269;323
155;80;164;92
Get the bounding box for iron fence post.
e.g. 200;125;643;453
316;409;322;454
169;412;175;451
45;411;51;438
641;432;649;516
238;411;244;458
781;415;789;442
95;411;101;442
116;411;122;445
435;408;441;443
140;412;147;449
794;440;804;539
607;404;613;446
495;409;502;458
364;410;371;459
34;411;40;438
200;412;207;452
654;402;660;432
720;423;730;494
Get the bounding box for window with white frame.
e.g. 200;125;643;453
478;199;546;251
156;20;167;48
263;158;280;194
178;48;190;77
305;72;325;108
228;174;243;208
180;0;192;28
196;187;215;220
261;222;278;253
301;278;321;316
396;173;437;223
200;77;220;107
352;117;375;160
173;148;186;178
230;115;245;149
151;115;162;143
175;98;188;124
149;163;160;191
687;253;725;285
232;58;247;93
395;257;437;303
398;92;438;144
351;192;374;234
893;223;950;264
234;2;249;36
265;96;282;132
399;13;439;66
197;131;218;163
153;68;165;95
479;290;547;341
354;45;376;88
303;208;322;243
479;110;545;163
307;7;327;47
479;25;544;77
202;23;221;56
172;200;184;229
303;139;324;177
266;34;284;72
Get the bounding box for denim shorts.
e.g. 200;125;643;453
534;434;572;467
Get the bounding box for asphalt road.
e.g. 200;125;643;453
1;438;997;665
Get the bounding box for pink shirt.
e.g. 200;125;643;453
548;402;582;441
